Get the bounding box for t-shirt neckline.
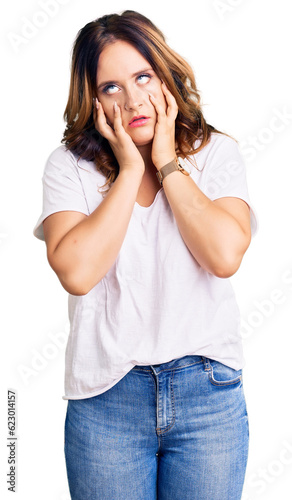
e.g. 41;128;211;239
134;187;164;210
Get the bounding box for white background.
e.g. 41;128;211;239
1;0;292;498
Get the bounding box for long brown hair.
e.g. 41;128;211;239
62;10;222;189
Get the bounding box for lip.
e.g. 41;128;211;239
128;115;150;128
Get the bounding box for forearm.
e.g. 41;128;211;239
162;171;251;277
51;169;142;295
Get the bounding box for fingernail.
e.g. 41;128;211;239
95;98;99;110
148;92;154;99
114;101;118;111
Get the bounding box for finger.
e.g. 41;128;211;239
148;93;166;119
93;98;102;129
161;82;178;119
112;101;124;134
92;97;99;123
161;81;176;105
95;100;115;140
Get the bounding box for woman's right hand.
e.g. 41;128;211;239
93;99;145;176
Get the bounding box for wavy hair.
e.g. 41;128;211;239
62;10;222;190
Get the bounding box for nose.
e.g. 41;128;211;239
124;87;143;112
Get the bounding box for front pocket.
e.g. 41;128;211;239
208;359;242;387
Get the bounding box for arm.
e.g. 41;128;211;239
44;101;144;296
162;172;251;277
150;84;251;278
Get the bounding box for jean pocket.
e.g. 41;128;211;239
207;359;242;387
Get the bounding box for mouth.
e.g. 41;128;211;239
128;115;150;128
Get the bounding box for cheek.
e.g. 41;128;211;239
100;99;115;125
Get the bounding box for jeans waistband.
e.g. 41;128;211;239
133;355;204;374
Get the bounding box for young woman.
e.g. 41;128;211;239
33;10;257;500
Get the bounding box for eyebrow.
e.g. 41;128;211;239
97;67;154;90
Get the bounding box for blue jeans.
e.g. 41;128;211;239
65;355;249;499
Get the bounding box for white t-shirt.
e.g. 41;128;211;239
33;132;257;400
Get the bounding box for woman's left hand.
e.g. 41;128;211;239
149;82;178;170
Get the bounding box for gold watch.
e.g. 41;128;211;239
156;157;190;186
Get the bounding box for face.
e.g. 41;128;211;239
96;40;166;147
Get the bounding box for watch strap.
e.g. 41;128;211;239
156;157;189;185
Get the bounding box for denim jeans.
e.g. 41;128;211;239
65;355;249;499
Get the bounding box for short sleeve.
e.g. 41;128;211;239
33;146;90;241
203;134;258;237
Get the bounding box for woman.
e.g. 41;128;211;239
33;10;257;500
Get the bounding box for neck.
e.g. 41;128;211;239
137;143;156;171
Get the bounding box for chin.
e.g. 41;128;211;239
129;131;154;148
134;138;153;147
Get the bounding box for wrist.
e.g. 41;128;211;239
118;165;144;182
155;158;175;171
156;157;190;186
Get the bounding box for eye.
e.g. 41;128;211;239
137;74;152;85
103;84;120;95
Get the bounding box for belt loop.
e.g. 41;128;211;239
202;356;211;372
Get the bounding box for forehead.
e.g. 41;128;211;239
97;40;151;81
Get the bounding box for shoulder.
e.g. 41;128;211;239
44;145;80;174
43;145;104;181
201;132;240;156
190;132;243;172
